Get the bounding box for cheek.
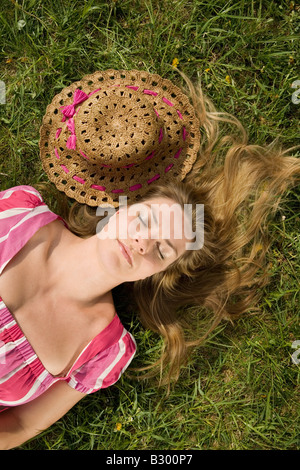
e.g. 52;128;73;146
141;256;170;278
97;239;121;272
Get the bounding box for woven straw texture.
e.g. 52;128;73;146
39;70;200;207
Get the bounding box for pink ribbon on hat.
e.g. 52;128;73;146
60;89;89;118
66;118;76;149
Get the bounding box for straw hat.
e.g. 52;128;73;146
39;69;200;207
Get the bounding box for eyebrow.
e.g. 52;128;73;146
144;203;178;257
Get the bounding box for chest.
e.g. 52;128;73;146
0;222;115;377
10;297;97;377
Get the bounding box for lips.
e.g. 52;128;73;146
117;240;133;266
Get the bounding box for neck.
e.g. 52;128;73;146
46;227;119;307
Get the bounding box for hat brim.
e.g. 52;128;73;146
39;69;200;207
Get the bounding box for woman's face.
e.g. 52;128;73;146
97;196;191;282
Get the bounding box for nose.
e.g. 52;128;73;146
131;234;150;255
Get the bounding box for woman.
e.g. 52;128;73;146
0;70;299;449
0;182;195;449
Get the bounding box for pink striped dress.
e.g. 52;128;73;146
0;185;136;410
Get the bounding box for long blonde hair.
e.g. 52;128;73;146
50;73;300;385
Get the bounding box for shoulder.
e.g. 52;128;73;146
66;316;136;394
0;185;66;274
0;185;44;208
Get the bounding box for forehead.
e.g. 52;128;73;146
131;196;184;220
130;196;191;247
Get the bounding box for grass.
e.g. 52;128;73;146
0;0;299;450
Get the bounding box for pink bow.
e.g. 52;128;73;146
60;89;88;118
66;118;76;150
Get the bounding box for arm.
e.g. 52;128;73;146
0;381;85;450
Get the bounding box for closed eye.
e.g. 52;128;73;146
156;242;164;260
137;209;177;260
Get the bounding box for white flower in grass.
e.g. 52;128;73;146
17;20;26;30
